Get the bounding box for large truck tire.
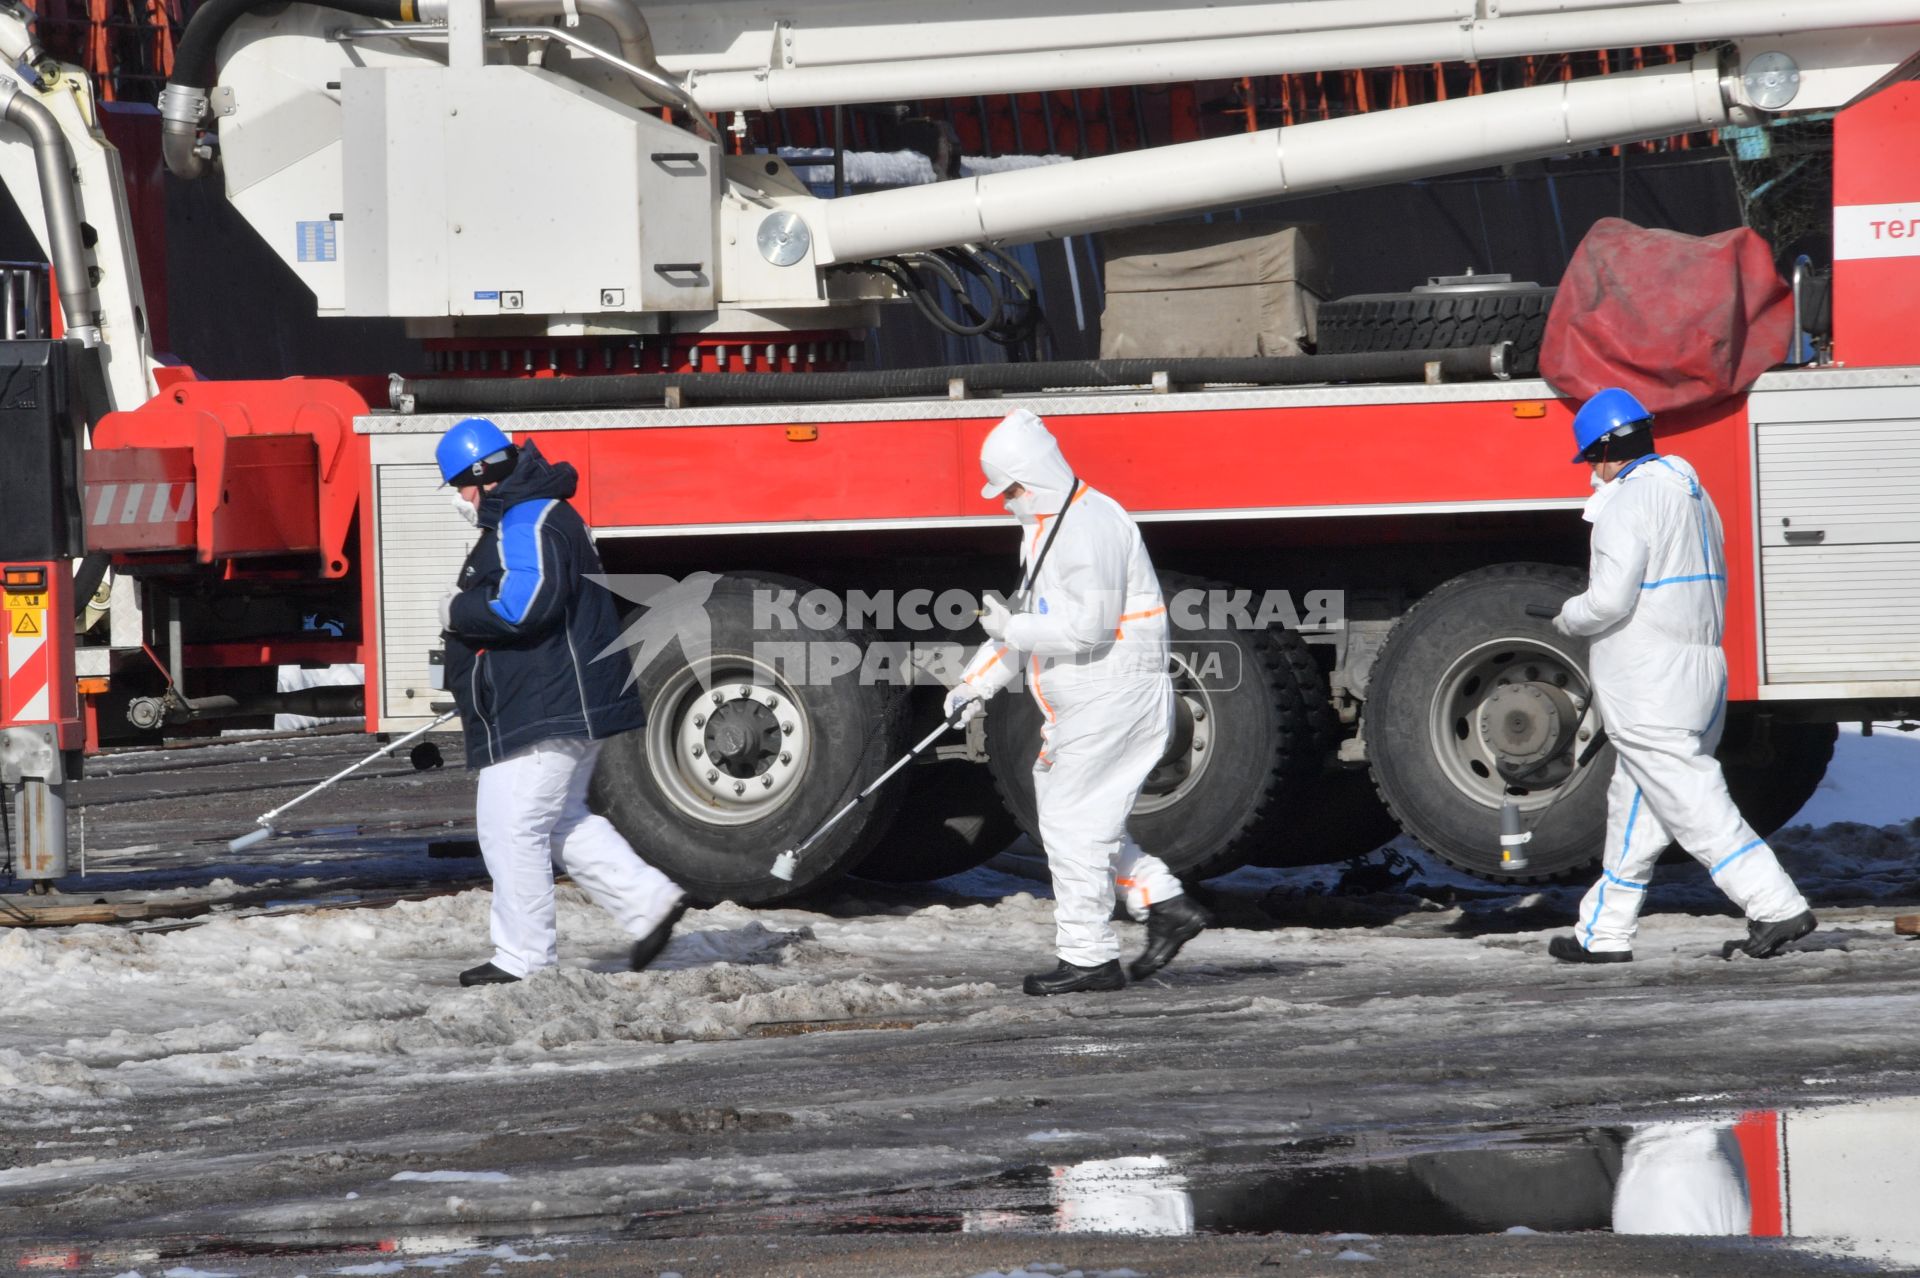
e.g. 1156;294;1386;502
590;572;911;904
1247;766;1403;867
1316;285;1555;376
852;754;1021;883
984;572;1334;881
1719;712;1838;837
1364;563;1608;882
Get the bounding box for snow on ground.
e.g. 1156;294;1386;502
0;890;1008;1112
3;725;1916;1122
1785;722;1920;829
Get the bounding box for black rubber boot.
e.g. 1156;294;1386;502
1128;894;1212;981
629;900;689;973
1741;910;1816;959
1548;935;1631;964
459;961;521;986
1023;959;1127;996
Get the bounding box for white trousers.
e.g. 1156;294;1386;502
1033;700;1185;968
1575;713;1809;954
475;736;684;977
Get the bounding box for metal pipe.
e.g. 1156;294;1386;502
158;84;210;180
0;80;103;345
675;0;1920;112
814;55;1730;263
160;0;409;178
478;0;658;70
337;23;720;143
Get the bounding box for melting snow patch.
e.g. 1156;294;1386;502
390;1170;513;1184
1334;1249;1378;1261
1024;1130;1091;1142
163;1269;240;1278
967;1270;1145;1278
329;1264;404;1276
1506;1225;1540;1235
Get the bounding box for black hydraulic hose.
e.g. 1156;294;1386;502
173;0;408;89
397;344;1511;413
162;0;408;177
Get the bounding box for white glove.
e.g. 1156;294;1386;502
438;589;458;630
979;594;1012;641
943;684;986;727
1551;610;1574;637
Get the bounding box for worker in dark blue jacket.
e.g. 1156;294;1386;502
437;417;685;986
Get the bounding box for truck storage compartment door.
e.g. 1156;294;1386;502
369;436;479;730
1753;379;1920;690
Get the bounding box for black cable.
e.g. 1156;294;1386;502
868;244;1052;356
878;254;999;338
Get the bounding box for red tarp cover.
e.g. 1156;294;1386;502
1540;217;1792;414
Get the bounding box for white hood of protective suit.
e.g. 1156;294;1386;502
979;409;1076;521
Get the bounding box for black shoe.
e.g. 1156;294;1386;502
1742;910;1816;959
460;961;520;986
1548;935;1631;964
1128;894;1212;981
1022;959;1127;996
629;899;689;973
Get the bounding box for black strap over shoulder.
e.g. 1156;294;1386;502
1013;476;1080;609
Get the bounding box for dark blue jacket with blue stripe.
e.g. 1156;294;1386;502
442;441;644;768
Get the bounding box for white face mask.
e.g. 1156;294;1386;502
1004;488;1045;525
451;491;479;526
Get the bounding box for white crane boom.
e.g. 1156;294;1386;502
650;0;1920;112
3;0;1920;365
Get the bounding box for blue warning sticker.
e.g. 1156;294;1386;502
296;221;337;263
473;290;499;300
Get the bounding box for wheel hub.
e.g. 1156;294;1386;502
647;671;813;825
1428;640;1591;812
705;698;778;773
1479;681;1577;770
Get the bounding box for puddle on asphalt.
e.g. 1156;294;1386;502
632;1097;1920;1266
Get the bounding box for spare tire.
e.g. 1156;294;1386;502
1317;285;1556;376
589;572;911;904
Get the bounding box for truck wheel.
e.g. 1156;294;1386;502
984;572;1333;880
590;572;911;904
1364;563;1607;882
1316;285;1556;376
1247;767;1403;867
1720;711;1838;837
852;756;1021;882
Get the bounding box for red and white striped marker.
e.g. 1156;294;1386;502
3;587;52;723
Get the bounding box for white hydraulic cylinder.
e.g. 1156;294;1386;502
813;53;1729;265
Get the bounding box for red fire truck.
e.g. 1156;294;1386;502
3;0;1918;903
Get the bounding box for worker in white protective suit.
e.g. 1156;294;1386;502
945;409;1211;995
1548;389;1815;964
1611;1122;1752;1236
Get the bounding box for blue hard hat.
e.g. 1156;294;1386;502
1570;388;1653;463
436;416;514;484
